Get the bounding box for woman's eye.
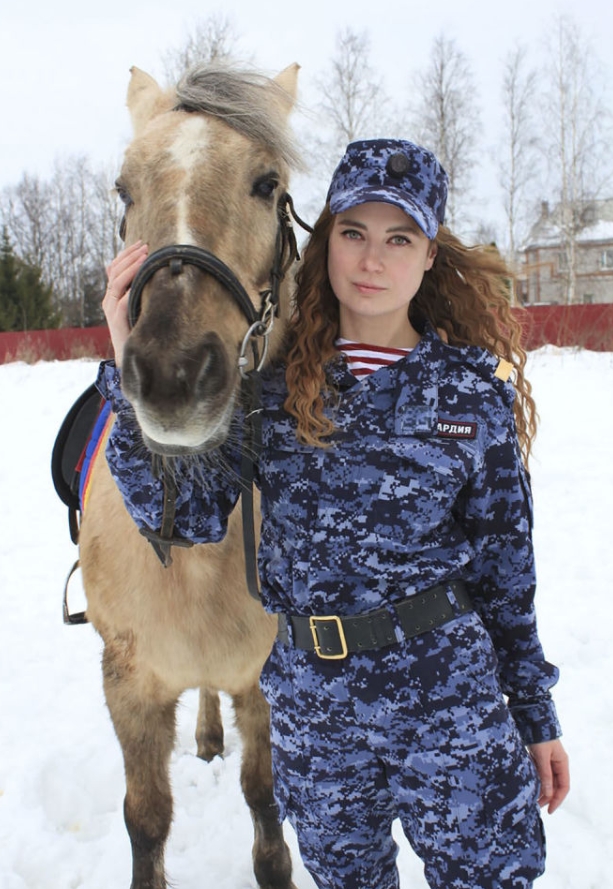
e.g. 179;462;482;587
390;235;409;245
341;228;362;240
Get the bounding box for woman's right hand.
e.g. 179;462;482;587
102;241;148;367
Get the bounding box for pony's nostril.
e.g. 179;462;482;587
134;354;154;399
122;349;153;401
196;348;212;378
194;342;226;399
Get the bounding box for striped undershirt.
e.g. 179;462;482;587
336;339;412;378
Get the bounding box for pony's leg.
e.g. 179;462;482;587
232;686;295;889
195;687;224;761
102;641;176;889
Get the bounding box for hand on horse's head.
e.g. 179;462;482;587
103;241;148;368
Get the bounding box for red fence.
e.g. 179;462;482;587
515;303;613;352
0;326;112;364
1;304;612;364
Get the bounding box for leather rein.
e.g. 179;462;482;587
126;193;312;601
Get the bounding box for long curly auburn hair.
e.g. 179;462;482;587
284;205;537;464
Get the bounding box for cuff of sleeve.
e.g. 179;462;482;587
510;698;562;745
95;360;131;414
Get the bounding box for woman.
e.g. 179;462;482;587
100;139;569;889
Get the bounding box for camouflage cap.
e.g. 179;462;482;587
326;139;448;239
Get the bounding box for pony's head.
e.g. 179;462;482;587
116;63;301;456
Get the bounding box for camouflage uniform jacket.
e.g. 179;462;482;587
97;325;561;745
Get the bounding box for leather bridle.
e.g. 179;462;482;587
127;193;312;601
128;243;260;329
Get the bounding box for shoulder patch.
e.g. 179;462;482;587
494;358;514;382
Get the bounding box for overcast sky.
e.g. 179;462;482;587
2;0;612;236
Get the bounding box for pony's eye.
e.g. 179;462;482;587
115;181;133;242
115;181;133;207
252;174;279;201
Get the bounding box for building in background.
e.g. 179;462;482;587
518;198;613;304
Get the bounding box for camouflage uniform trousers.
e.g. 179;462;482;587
260;607;545;889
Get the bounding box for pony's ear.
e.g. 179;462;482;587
126;67;170;135
272;63;300;117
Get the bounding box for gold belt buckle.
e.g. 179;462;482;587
309;615;348;660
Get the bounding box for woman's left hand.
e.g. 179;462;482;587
527;738;570;814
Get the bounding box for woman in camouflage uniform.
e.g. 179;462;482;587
101;139;569;889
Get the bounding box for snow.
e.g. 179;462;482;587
523;219;613;249
1;348;612;889
578;220;613;244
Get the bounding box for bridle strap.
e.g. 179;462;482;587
134;456;195;567
128;243;260;330
125;193;312;599
238;194;312;600
240;372;264;600
126;192;311;332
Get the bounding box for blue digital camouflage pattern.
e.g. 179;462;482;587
97;324;561;888
260;612;544;888
327;139;448;239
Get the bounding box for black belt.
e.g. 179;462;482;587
277;580;472;660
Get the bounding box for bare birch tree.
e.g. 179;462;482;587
498;44;538;297
1;157;122;325
161;14;242;84
315;29;387;155
300;28;399;217
540;15;612;303
0;174;52;273
411;34;481;230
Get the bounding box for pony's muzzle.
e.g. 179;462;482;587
122;332;232;424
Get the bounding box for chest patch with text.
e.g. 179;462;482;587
436;419;478;440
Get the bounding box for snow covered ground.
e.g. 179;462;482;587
0;347;612;889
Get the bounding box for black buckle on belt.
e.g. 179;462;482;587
277;580;472;660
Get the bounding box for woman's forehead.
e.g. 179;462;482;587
333;201;425;233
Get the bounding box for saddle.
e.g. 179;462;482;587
51;383;112;542
51;383;112;623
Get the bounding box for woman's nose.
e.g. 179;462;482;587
360;242;384;272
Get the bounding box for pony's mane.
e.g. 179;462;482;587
175;64;302;169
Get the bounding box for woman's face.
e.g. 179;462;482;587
327;201;437;346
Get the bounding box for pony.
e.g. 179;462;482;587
78;62;302;889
